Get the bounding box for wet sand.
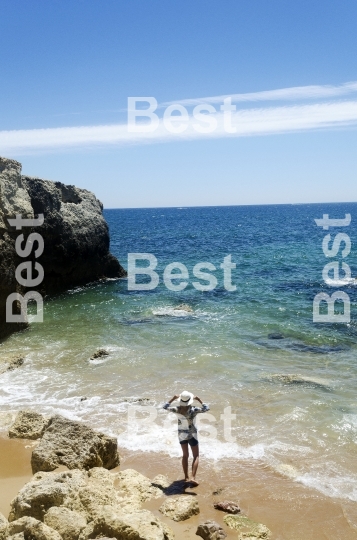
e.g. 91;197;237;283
1;436;357;539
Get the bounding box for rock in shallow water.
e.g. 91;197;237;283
196;520;227;539
268;374;330;388
9;410;51;440
31;415;119;473
159;495;199;522
90;349;109;360
174;304;193;312
267;333;284;340
223;515;271;539
0;356;25;374
213;500;240;514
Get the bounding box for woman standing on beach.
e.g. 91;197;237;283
163;391;210;485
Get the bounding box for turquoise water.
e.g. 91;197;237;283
0;203;356;502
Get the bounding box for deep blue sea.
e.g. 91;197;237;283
1;203;356;502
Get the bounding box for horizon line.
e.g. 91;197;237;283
104;201;357;210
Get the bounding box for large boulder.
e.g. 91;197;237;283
223;515;271;539
9;467;173;540
9;470;88;522
9;468;124;523
196;520;227;540
0;156;126;341
31;415;119;473
9;410;51;440
159;496;199;522
44;507;87;540
9;467;164;524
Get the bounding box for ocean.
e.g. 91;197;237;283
1;203;356;503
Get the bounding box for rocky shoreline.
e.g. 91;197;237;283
0;156;126;340
0;411;269;540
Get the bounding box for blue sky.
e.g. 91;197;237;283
0;0;356;207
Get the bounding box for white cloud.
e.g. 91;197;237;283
162;81;357;106
1;84;357;155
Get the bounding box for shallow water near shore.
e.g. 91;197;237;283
1;203;357;522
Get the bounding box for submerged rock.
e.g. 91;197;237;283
268;374;330;389
117;397;153;404
0;355;25;374
31;415;119;473
212;487;225;496
224;515;271;539
174;304;193;312
159;495;199;522
267;333;284;340
213;501;240;514
196;520;227;540
9;410;51;440
90;349;109;360
0;156;126;341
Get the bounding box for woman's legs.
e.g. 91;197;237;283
180;442;189;481
191;443;199;484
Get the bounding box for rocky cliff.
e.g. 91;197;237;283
0;156;126;340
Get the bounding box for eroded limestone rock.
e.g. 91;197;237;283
159;496;199;522
44;507;87;540
9;466;166;524
0;512;8;540
78;506;174;540
6;517;62;540
9;410;51;440
9;470;87;522
31;415;119;473
8;464;174;539
116;469;162;510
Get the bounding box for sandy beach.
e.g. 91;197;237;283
1;433;357;540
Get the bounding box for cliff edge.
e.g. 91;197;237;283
0;156;126;340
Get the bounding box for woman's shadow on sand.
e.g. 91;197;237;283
152;479;198;496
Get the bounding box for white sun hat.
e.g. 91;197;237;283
179;391;194;406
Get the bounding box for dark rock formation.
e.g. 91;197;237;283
0;156;126;340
